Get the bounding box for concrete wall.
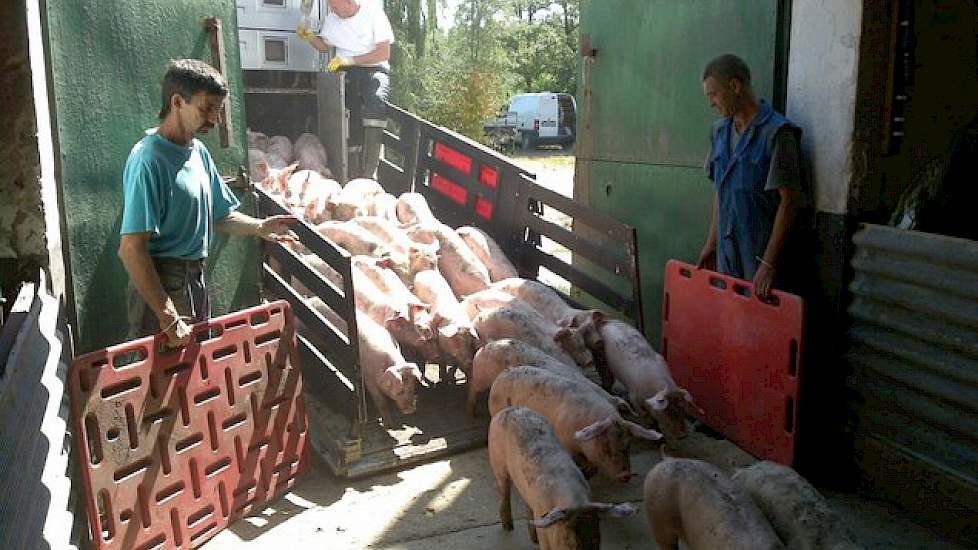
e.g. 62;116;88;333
0;1;47;284
44;0;255;352
785;0;862;215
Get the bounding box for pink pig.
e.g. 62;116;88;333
488;366;662;483
489;406;636;549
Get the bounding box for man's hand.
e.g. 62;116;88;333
696;246;716;271
752;262;776;299
159;311;192;348
258;215;300;243
326;55;353;72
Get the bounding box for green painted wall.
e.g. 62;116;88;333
578;0;781;342
44;1;256;352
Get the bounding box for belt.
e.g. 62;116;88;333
153;257;205;270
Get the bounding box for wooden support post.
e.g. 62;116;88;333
203;17;233;148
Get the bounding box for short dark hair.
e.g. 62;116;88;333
702;54;752;88
158;59;228;119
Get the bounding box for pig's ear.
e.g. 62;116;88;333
622;420;663;442
531;507;571;528
588;502;637;518
574;418;614;442
644;393;670;413
680;389;706;416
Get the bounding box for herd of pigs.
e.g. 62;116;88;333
248;131;860;550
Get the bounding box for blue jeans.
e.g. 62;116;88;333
127;257;209;339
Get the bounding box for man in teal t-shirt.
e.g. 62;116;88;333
119;59;296;346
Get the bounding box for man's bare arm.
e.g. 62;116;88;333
118;233;191;344
215;211;299;240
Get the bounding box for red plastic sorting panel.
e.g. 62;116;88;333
431;172;468;205
69;301;309;549
433;141;472;175
661;260;804;465
478;165;498;189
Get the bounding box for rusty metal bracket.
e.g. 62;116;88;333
203;17;233;149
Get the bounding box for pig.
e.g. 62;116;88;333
349;263;434;358
732;461;862;550
293;132;329;174
315;220;391;257
472;301;594;370
247;129;269;151
468;339;635;417
395;192;438;226
265;152;288;170
257;161;298;195
492;278;581;325
366;192;399;221
596;318;703;440
457;226;518;282
644;458;784;550
352;256;432;329
489;406;636;549
268;135;294;164
248;149;268;182
351;216;439;283
459;288;521;320
405;223;490;297
356;312;427;426
299;173;342;224
413;269;479;372
331;178;386;221
488;366;662;482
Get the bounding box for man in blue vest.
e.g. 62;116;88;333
697;54;802;298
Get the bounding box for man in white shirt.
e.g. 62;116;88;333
299;0;395;179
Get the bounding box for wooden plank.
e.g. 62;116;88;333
266;241;350;318
523;213;631;277
263;265;356;370
203;17;232;148
525;247;630;312
417;154;499;202
519;176;633;239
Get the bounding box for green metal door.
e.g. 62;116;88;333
577;0;787;342
44;0;255;352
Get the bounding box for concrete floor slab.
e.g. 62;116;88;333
205;430;964;550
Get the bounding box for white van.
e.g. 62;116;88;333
485;92;577;150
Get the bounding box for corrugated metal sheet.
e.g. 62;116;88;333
847;223;978;534
0;271;82;549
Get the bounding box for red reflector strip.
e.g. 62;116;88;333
479;165;498;189
476;197;494;220
433;142;473;175
431;173;467;205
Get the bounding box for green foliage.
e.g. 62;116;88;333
386;0;580;142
